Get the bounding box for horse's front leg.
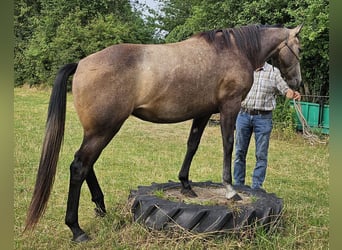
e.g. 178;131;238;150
178;115;211;197
220;100;242;201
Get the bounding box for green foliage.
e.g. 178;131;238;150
14;0;42;85
290;0;329;99
14;0;154;86
153;189;165;199
272;97;297;139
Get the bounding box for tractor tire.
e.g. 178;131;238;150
129;181;283;233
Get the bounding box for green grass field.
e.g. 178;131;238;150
14;87;328;249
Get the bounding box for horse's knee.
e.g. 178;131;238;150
228;135;234;144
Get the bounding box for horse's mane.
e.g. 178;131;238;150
196;24;284;67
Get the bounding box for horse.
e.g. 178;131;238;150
25;24;303;242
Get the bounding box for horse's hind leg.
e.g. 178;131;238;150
178;115;210;197
86;169;106;217
65;124;124;242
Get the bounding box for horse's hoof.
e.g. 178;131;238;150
181;188;198;197
229;193;242;201
72;233;91;243
94;207;106;217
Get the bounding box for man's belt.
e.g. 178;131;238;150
240;108;272;115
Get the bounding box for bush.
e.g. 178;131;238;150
272;97;297;139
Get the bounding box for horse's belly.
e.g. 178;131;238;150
132;103;217;123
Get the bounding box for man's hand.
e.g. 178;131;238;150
293;91;301;100
286;89;301;100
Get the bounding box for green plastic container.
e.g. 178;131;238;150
290;101;329;134
321;104;329;134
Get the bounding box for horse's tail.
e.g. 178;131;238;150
24;63;78;231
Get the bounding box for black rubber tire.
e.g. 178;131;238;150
129;181;283;233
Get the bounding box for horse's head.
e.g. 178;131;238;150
273;24;303;89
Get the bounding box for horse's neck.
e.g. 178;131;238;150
257;28;289;69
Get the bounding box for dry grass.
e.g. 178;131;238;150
14;87;328;249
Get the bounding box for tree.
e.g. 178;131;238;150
14;0;154;86
14;0;42;85
288;0;329;101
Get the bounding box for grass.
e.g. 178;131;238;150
14;87;329;249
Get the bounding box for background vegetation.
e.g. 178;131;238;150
15;0;328;101
14;88;328;249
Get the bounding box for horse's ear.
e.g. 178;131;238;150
291;24;304;37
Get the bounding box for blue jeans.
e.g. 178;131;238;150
233;111;273;189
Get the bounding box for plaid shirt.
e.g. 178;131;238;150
241;62;290;111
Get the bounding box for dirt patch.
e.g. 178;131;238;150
163;186;253;207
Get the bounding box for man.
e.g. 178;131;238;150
233;62;301;190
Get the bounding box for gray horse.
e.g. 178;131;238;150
25;24;303;242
